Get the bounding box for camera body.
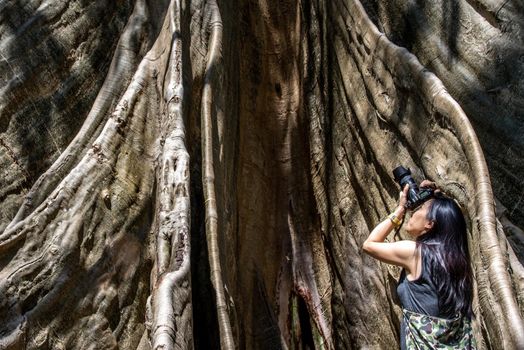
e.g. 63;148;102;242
392;166;434;209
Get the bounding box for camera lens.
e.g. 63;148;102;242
393;166;411;184
392;166;420;208
393;166;417;188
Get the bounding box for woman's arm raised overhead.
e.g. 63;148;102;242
363;185;417;270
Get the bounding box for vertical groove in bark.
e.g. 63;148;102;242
201;1;235;349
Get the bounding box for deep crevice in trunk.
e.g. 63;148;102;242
1;0;523;349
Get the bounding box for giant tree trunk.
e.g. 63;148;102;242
0;0;523;349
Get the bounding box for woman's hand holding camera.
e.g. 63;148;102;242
395;185;409;218
398;180;440;211
420;180;438;190
385;186;409;229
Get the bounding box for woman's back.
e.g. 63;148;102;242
397;248;456;319
397;246;475;349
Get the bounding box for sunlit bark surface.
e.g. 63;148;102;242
0;0;523;349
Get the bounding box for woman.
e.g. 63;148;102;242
363;181;475;349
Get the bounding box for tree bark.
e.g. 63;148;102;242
0;0;522;349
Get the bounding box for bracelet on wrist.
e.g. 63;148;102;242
388;213;402;228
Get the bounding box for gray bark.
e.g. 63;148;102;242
0;0;522;349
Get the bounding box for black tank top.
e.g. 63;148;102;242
396;248;443;317
397;248;461;350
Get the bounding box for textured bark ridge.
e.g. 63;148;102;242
0;0;523;349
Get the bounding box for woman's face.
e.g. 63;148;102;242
406;200;435;237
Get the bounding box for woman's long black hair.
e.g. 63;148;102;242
416;195;473;318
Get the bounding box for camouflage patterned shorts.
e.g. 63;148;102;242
403;309;476;349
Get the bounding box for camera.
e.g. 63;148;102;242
392;166;434;209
